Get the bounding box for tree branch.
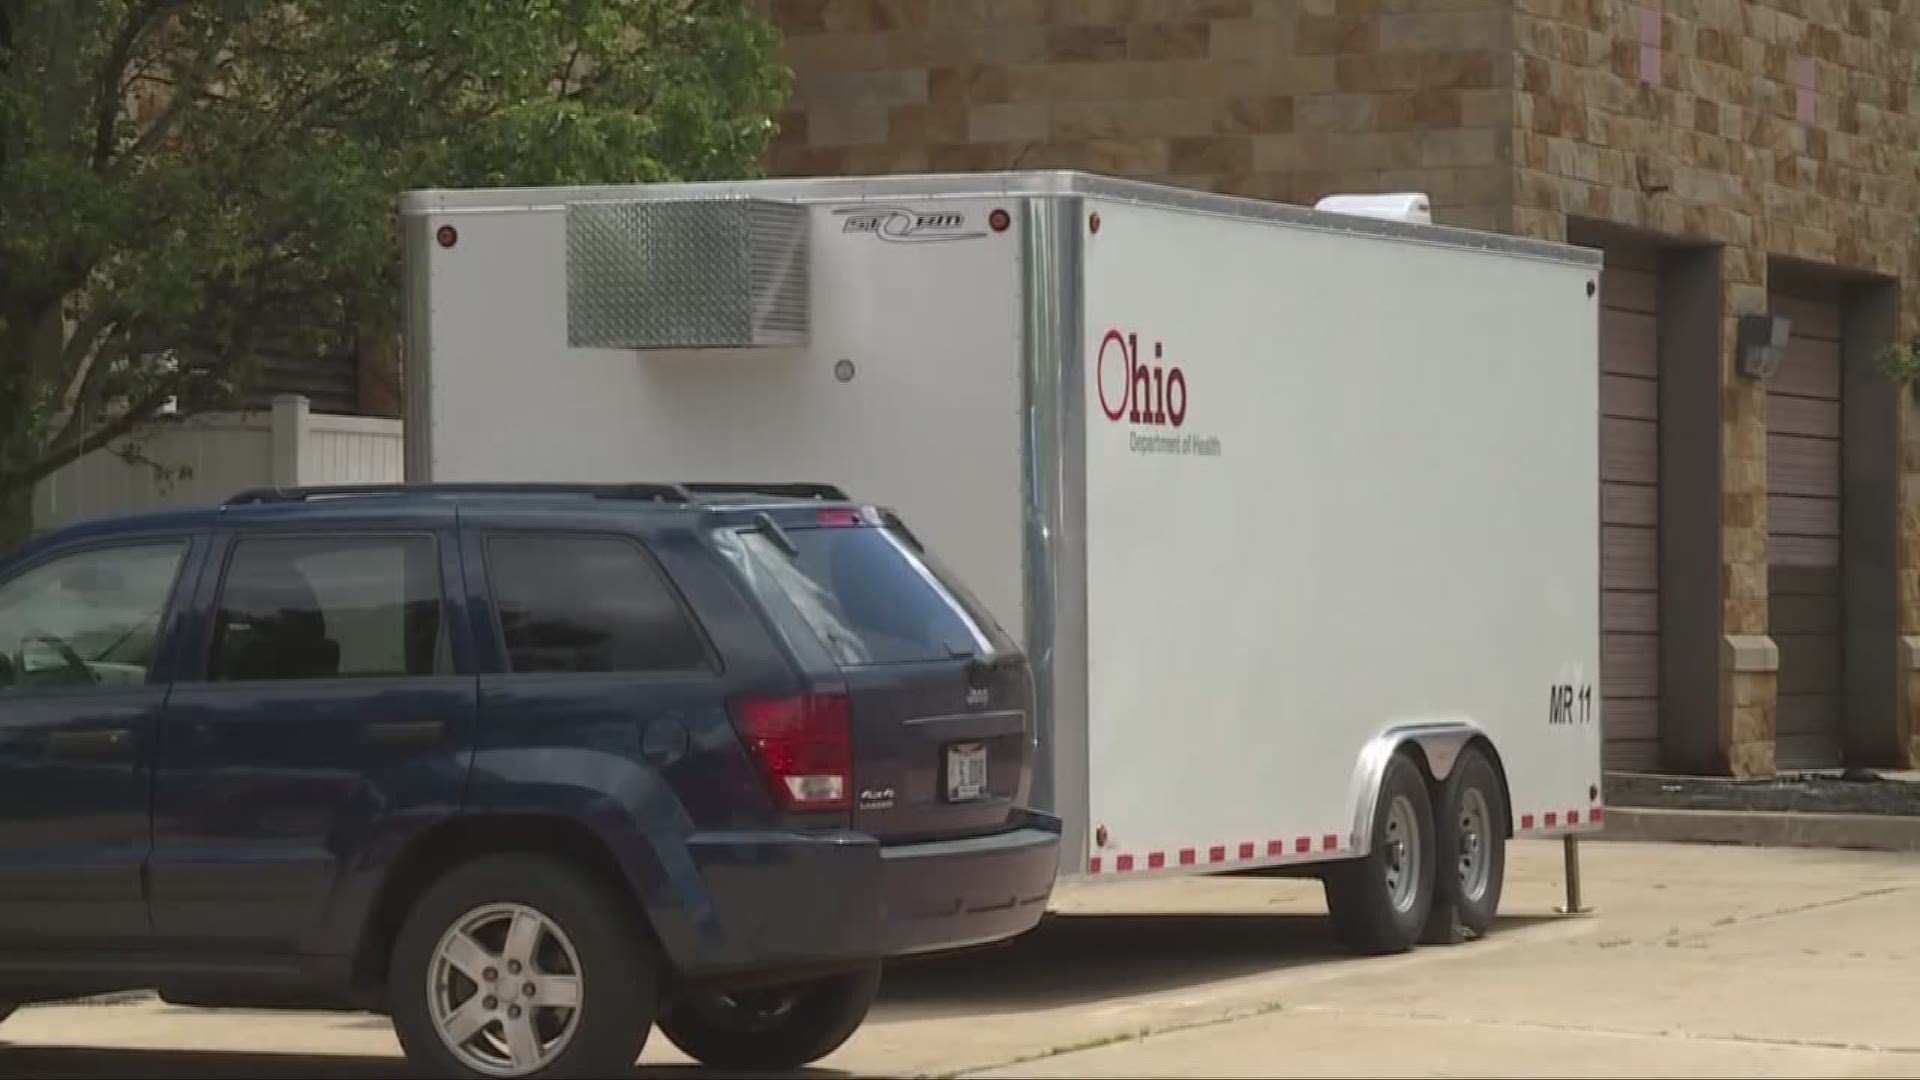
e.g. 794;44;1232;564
25;240;289;492
57;305;118;380
0;385;177;491
108;33;240;180
559;43;584;98
109;84;189;178
93;1;178;170
39;1;99;147
50;315;128;452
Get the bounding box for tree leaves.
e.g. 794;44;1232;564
0;0;789;534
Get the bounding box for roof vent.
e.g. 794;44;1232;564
1313;192;1433;225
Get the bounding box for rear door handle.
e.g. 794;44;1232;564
48;728;134;758
363;719;446;747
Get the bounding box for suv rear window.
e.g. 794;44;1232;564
732;522;1012;668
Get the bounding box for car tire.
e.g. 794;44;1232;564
657;963;882;1070
1324;751;1436;956
1429;746;1507;938
387;853;657;1080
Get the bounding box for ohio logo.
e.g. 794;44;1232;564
1095;329;1187;428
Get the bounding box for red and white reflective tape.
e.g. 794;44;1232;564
1518;804;1604;833
1089;832;1344;875
1089;802;1605;874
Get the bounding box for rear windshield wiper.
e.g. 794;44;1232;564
952;641;1016;669
752;512;799;558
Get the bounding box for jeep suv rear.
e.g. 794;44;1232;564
0;482;1060;1079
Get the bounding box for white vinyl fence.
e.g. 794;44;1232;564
33;394;403;533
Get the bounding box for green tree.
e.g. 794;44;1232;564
0;0;787;543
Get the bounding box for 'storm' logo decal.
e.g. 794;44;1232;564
836;205;985;243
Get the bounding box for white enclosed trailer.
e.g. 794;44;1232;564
399;172;1605;952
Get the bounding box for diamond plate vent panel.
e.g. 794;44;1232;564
566;197;809;350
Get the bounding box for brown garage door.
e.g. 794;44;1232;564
1767;292;1844;769
1600;256;1660;770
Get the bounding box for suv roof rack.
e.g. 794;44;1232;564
223;482;694;506
680;482;849;501
222;481;854;508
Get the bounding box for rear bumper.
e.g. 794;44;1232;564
877;814;1063;957
668;810;1061;982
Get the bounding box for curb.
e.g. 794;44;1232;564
1593;806;1920;852
22;991;157;1010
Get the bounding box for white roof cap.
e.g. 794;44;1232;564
1312;192;1433;225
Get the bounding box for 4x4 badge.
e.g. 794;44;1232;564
966;687;990;707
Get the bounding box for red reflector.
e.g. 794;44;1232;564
817;508;862;527
731;694;851;812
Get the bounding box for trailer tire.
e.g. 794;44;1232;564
1324;752;1435;956
1431;746;1506;937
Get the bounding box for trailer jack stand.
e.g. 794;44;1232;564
1554;834;1593;915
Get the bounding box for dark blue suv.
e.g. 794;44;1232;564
0;482;1060;1078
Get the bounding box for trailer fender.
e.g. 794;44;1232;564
1343;721;1500;857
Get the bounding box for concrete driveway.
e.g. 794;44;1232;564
4;839;1919;1077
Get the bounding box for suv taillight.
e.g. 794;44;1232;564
730;693;852;812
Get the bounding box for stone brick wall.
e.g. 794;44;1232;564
1507;0;1920;775
765;0;1518;229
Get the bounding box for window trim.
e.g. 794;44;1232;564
0;533;197;697
197;528;457;686
478;529;722;679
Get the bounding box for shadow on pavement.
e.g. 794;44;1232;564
876;910;1562;1020
0;1046;406;1079
0;911;1563;1077
0;1044;850;1079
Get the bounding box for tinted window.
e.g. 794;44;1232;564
733;524;1008;667
486;535;711;675
0;542;186;692
212;535;449;682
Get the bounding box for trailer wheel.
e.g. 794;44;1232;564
1431;746;1506;937
1324;752;1435;955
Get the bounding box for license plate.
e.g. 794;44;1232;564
946;742;988;803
